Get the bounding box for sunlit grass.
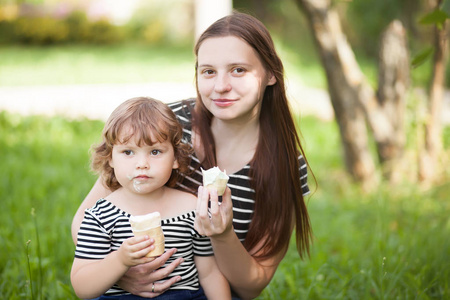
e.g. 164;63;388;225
1;111;448;299
0;111;103;299
0;43;196;86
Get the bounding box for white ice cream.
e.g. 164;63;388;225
129;212;161;231
201;167;229;196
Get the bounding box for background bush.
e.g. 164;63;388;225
0;10;125;45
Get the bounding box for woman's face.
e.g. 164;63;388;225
197;36;276;123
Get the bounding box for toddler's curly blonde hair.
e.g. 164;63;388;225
91;97;192;191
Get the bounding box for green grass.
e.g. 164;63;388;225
1;111;448;299
0;112;104;299
0;43;196;86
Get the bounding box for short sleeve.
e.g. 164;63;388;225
74;209;111;260
192;235;214;257
299;155;310;196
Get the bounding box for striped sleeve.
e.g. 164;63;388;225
299;154;310;196
192;235;214;257
74;209;112;259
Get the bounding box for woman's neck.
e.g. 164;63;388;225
211;116;260;174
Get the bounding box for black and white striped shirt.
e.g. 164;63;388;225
168;99;310;243
75;199;212;296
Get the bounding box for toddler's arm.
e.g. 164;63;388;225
71;236;154;299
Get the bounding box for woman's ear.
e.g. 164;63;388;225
267;73;277;86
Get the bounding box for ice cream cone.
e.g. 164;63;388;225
130;212;165;257
202;167;229;196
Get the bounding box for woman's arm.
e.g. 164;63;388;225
210;227;286;299
116;248;184;297
71;178;111;243
195;187;287;299
195;255;231;300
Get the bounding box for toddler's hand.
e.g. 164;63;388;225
118;235;155;267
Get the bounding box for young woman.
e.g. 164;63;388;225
72;12;312;299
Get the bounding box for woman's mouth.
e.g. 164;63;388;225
213;98;236;107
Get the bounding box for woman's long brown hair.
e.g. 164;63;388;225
193;12;312;260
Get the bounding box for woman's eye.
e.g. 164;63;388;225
201;69;215;76
232;67;245;75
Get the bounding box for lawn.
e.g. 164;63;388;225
0;44;449;299
0;44;196;86
0;110;448;299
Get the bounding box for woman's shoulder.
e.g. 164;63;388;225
167;98;195;118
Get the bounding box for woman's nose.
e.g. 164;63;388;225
214;73;232;93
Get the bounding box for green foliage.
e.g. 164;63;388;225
419;8;450;30
1;112;448;299
0;11;125;45
412;47;434;69
339;0;423;58
13;16;69;44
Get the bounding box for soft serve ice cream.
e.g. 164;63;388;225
129;212;164;258
201;167;229;196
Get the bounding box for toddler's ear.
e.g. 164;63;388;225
172;159;179;169
108;159;114;169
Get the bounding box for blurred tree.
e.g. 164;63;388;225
418;0;449;182
295;0;448;186
344;0;422;57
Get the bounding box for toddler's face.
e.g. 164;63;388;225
109;128;179;195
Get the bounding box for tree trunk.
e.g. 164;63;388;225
376;21;410;181
418;0;448;182
296;0;376;185
295;0;411;185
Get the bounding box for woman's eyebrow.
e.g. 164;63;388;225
198;62;251;68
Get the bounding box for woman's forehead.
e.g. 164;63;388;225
197;36;259;64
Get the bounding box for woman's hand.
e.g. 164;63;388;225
195;186;233;238
117;248;183;298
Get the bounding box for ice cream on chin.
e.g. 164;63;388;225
201;167;229;196
129;212;164;258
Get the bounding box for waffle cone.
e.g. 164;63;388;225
146;242;165;257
